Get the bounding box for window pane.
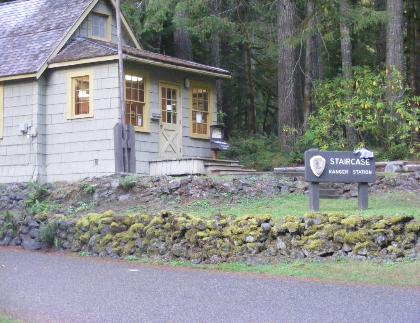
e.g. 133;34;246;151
125;74;146;128
73;76;90;115
161;86;178;124
92;13;108;39
191;87;210;135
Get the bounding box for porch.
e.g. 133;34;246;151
149;158;256;176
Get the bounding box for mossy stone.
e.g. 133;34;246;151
79;232;90;244
341;216;364;229
304;239;326;252
388;215;413;225
387;245;404;257
353;241;375;255
406;221;420;233
344;229;371;244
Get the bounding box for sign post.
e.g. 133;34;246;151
304;149;375;212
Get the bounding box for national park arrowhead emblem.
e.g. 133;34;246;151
310;155;326;177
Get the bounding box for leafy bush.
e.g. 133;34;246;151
118;176;137;191
25;182;50;210
305;67;420;159
39;221;58;247
80;183;96;195
219;135;295;170
67;202;95;216
26;200;58;217
0;211;20;235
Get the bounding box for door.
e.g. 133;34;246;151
159;83;182;159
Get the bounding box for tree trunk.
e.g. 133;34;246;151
303;0;321;127
407;0;420;95
339;0;352;80
415;0;420;96
385;0;404;103
173;10;193;60
277;0;299;148
210;0;223;122
245;44;257;134
386;0;404;75
407;0;416;91
210;35;223;123
339;0;358;148
374;0;386;67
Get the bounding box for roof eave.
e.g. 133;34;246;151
48;55;119;69
0;73;38;82
126;55;231;79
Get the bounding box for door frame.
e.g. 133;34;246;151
158;81;183;159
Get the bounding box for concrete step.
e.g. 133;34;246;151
204;162;242;167
212;170;257;175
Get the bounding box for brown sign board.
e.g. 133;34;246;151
304;150;376;183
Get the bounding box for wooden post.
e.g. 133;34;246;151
211;150;217;160
309;182;320;212
115;0;129;172
358;183;368;210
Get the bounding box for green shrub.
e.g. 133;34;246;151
219;135;292;170
118;176;137;191
0;211;20;235
39;221;58;247
67;202;94;216
26;200;58;216
25;182;49;207
304;67;420;159
80;183;96;195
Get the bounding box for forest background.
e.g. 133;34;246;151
60;1;420;169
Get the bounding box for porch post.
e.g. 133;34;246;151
115;0;129;172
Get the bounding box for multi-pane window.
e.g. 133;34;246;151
191;87;210;137
91;13;109;40
72;76;90;116
125;74;146;130
161;87;178;124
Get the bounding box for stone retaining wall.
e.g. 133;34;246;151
1;211;419;262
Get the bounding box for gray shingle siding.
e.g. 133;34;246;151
43;62;119;182
0;80;40;182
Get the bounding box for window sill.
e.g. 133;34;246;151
134;126;150;133
191;134;210;140
89;35;112;42
67;114;94;120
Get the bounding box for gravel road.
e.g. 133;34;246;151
1;247;419;323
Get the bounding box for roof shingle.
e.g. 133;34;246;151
50;37;231;77
0;0;94;78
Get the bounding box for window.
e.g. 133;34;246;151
191;86;211;138
0;84;3;139
91;13;110;40
161;86;178;124
125;74;148;131
68;71;93;119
